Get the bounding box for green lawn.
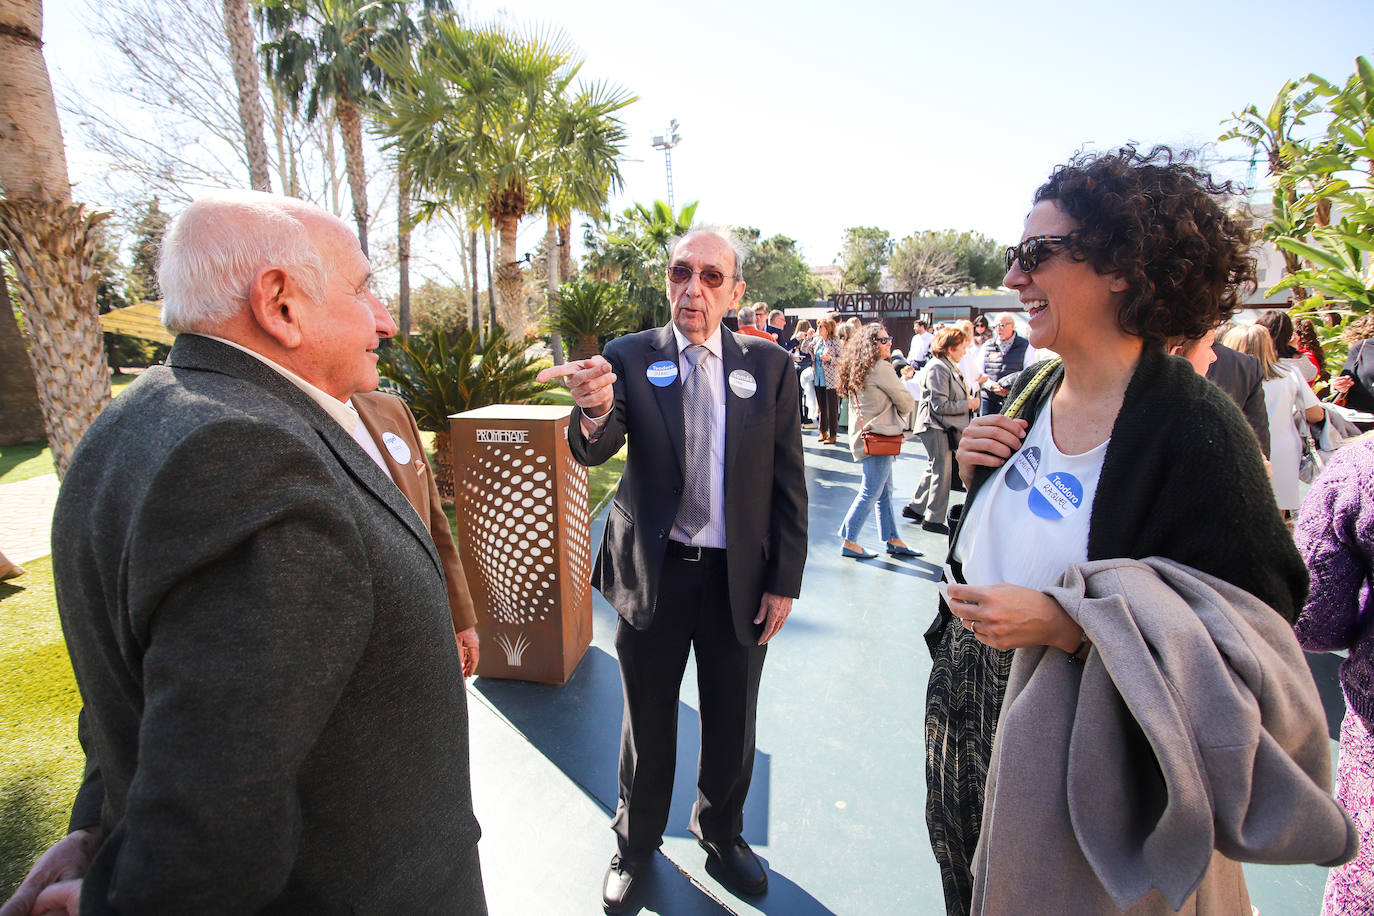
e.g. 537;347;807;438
0;557;85;900
0;375;139;485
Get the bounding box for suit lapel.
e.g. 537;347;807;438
721;330;748;492
648;324;685;476
353;396;424;509
167;335;443;574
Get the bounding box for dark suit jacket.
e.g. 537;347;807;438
53;334;483;914
568;324;808;645
1207;342;1270;458
354;390;477;632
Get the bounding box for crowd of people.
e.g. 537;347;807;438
4;146;1372;916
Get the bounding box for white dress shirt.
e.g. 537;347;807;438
581;324;728;549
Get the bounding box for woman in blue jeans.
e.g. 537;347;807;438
834;323;922;560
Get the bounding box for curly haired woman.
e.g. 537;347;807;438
834;323;920;560
925;146;1353;914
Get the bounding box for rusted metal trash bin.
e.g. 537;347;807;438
449;404;593;685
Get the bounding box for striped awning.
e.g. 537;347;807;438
99;302;174;345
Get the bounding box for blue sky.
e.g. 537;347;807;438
43;0;1373;268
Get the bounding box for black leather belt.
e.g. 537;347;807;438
665;540;726;562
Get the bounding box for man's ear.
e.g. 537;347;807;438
248;266;305;349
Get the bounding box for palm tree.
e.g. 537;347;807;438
585;200;697;329
543;278;636;361
261;0;432;254
222;0;272;191
0;0;112;475
536;81;635;362
375;17;590;320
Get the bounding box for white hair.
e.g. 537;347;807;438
668;225;750;279
736;304;756;325
159;191;333;335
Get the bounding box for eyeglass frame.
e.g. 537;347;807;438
666;264;741;289
1004;234;1074;274
875;335;892;344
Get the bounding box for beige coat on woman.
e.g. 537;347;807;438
848;359;916;461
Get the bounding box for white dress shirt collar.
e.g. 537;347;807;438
671;322;724;362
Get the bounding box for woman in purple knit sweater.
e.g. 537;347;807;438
1296;433;1374;914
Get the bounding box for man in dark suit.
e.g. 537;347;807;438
539;229;808;912
13;192;486;914
1207;339;1271;458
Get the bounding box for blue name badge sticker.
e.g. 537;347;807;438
1028;471;1085;520
1003;446;1041;492
647;360;679;387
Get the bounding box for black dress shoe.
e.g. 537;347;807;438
698;837;768;896
901;503;921;521
922;521;950;535
603;853;645;913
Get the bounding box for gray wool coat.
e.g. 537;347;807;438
972;558;1357;915
53;334;485;914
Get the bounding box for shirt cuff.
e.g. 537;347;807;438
580;406;612;441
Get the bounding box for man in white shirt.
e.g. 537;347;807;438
909;319;934;368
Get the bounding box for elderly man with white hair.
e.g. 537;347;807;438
978;312;1034;415
3;191;486;915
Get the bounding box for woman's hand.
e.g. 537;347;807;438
1332;375;1354;394
955;414;1027;485
945;583;1082;653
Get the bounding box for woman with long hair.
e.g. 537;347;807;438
1224;323;1325;515
925;146;1351;914
1295;316;1329;385
790;318;817;428
1258;309;1318;385
812;318;842;443
835;323;920;560
905;326;979;534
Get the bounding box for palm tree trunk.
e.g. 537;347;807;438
221;0;271;192
545;218;564;366
469;225;481;343
483;226;495;333
335;95;370;255
558;219;574;285
0;268;46;444
433;429;454;502
495;212;522;327
0;0;111;477
0;201;113;476
397;161;411;337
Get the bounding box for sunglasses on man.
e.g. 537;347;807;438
1004;235;1073;273
667;264;738;288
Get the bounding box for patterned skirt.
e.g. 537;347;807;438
924;610;1013;916
1323;704;1374;915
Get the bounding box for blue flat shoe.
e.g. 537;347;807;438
886;543;922;558
841;546;879;560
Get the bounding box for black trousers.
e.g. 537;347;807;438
611;546;767;855
816;387;839;439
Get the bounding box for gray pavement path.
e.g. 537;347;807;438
0;473;59;565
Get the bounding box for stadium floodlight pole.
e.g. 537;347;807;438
651;119;681;209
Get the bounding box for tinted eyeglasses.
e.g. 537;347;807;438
1004;235;1072;274
667;264;737;288
875;336;892;344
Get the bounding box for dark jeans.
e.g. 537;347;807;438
817;387;839;439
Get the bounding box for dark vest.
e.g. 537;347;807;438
981;334;1030;414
